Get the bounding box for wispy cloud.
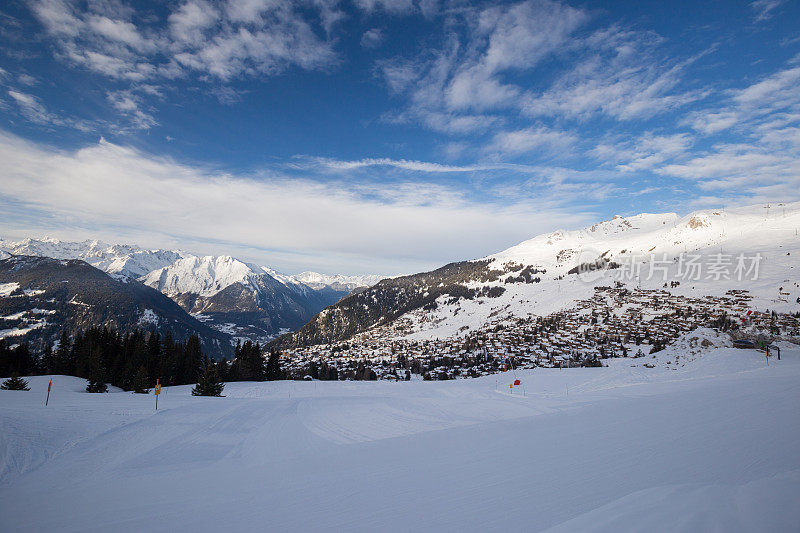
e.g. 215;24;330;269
592;133;694;172
0;130;595;274
751;0;786;22
106;90;157;130
663;60;800;202
300;156;496;173
378;0;702;138
6;89;96;131
485;126;577;157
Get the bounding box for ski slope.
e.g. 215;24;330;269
1;340;799;532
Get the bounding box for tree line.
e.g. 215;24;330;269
0;327;284;394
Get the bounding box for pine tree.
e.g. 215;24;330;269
55;331;73;375
85;346;108;393
1;373;30;391
132;365;150;394
192;364;225;397
265;350;282;380
41;344;56;374
182;335;204;384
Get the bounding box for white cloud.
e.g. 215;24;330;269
169;1;219;46
592;133;694;172
0;131;593;274
379;0;701;138
307;157;493;172
7;89;95;131
361;28;384;49
521;39;705;121
686;65;800;135
23;0;344;130
87;15;154;52
17;74;38;86
30;0;340;83
751;0;786;22
106;90;157;130
31;0;82;37
353;0;415;14
485;126;577;156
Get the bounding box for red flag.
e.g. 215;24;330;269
48;379;52;392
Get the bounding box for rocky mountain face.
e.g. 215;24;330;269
273;202;800;350
0;255;232;358
273;259;510;348
0;239;384;344
140;255;352;342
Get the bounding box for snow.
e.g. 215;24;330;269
0;282;19;297
142;257;387;298
1;343;799;531
138;308;159;326
0;237;186;279
1;237;387;300
141;255;268;297
22;288;44;297
0;322;47;339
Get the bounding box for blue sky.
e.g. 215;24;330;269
0;0;798;275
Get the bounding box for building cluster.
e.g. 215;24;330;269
281;285;800;380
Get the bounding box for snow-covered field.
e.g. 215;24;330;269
1;340;799;532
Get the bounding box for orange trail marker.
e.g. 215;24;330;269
155;378;161;410
45;378;52;406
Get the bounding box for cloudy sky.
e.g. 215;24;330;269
0;0;798;275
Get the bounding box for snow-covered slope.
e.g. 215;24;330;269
2;342;799;531
0;238;186;279
488;204;789;272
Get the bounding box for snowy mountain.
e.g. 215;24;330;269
0;237;186;279
0;255;232;358
293;272;387;291
141;255;271;297
142;255;350;342
0;238;385;343
275;201;800;349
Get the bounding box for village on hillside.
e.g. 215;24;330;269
281;285;800;381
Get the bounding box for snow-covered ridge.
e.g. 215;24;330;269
0;237;386;298
141;255;269;297
292;271;386;290
486;201;800;274
0;237;186;279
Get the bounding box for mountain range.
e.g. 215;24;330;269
3;201;798;360
0;238;386;350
